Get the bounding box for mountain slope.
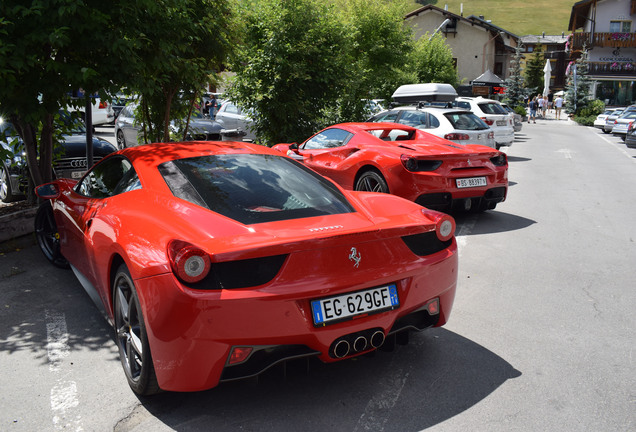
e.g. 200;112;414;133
406;1;573;36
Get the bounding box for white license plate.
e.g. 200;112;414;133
71;171;85;179
311;284;399;326
496;120;506;126
456;176;487;188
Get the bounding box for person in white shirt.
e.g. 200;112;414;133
554;95;564;120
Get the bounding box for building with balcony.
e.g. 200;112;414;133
569;0;636;105
520;33;569;92
405;5;519;96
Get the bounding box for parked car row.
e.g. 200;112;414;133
368;84;517;150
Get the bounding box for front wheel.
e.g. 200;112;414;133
34;202;69;268
113;264;160;396
355;170;389;194
116;130;127;150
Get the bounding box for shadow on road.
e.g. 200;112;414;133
125;328;520;431
454;210;536;236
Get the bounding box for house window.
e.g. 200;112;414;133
610;21;631;33
526;46;534;53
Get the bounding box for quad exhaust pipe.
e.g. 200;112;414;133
330;329;385;359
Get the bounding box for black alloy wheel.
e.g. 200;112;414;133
355;170;389;194
113;264;160;396
34;201;69;268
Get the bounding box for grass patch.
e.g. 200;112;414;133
406;0;573;36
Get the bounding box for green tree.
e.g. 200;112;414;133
408;33;458;88
0;0;131;194
564;48;593;116
524;43;545;96
229;0;416;144
229;0;351;144
123;0;234;144
504;45;526;109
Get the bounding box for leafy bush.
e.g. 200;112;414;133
573;115;596;126
514;105;527;116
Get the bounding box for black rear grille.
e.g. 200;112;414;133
401;232;451;256
191;254;288;290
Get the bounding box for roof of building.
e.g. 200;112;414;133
521;34;569;45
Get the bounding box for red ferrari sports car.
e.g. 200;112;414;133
34;141;458;395
272;122;508;212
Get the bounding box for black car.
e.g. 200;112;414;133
1;115;117;203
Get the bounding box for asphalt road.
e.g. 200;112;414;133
1;120;635;431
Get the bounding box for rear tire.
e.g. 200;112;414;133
116;130;127;150
355;170;389;194
0;165;19;203
34;202;69;268
113;264;160;396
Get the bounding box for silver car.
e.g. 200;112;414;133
214;101;257;141
368;106;496;148
610;110;636;140
115;103;224;149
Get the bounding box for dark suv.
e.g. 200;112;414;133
1;115;117;203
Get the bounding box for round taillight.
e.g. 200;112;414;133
421;209;456;242
169;243;211;284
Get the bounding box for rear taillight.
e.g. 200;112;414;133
488;131;494;139
421;209;455;242
490;153;507;166
481;117;494;126
444;133;470;140
168;241;211;283
98;101;108;109
400;155;442;172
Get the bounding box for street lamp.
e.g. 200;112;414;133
482;31;505;73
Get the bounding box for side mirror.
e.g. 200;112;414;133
289;143;299;150
35;182;61;200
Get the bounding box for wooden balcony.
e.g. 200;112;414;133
571;32;636;50
587;61;636;76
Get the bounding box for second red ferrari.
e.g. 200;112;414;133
273;122;508;212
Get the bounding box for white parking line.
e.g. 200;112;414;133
45;310;83;431
593;129;636;163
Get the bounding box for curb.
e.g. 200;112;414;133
0;207;37;244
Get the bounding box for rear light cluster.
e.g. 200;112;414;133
444;133;470;141
98;101;108;109
168;240;287;289
481;117;494;126
401;209;455;256
490;153;507;166
400;155;442;172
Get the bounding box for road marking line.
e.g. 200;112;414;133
592;129;636;163
45;310;83;431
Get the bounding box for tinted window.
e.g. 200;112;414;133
76;157;140;198
478;102;506;115
371;111;399;122
428;113;440;128
399;111;428;127
159;154;355;224
303;128;353;149
445;112;488;130
456;101;471;110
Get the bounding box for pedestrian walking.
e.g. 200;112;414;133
554;94;564;120
529;97;538;123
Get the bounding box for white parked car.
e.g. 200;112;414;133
593;108;620;130
454;97;515;149
610;110;636;140
368;106;496;148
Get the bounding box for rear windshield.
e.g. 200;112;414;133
159;154;355;224
444;112;488;130
478;102;507;115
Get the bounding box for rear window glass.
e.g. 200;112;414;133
444;112;488;130
478;102;506;115
159;154;355;224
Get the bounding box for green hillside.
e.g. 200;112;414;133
406;0;573;36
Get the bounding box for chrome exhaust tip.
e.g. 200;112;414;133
353;336;368;352
370;331;385;348
333;340;350;358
